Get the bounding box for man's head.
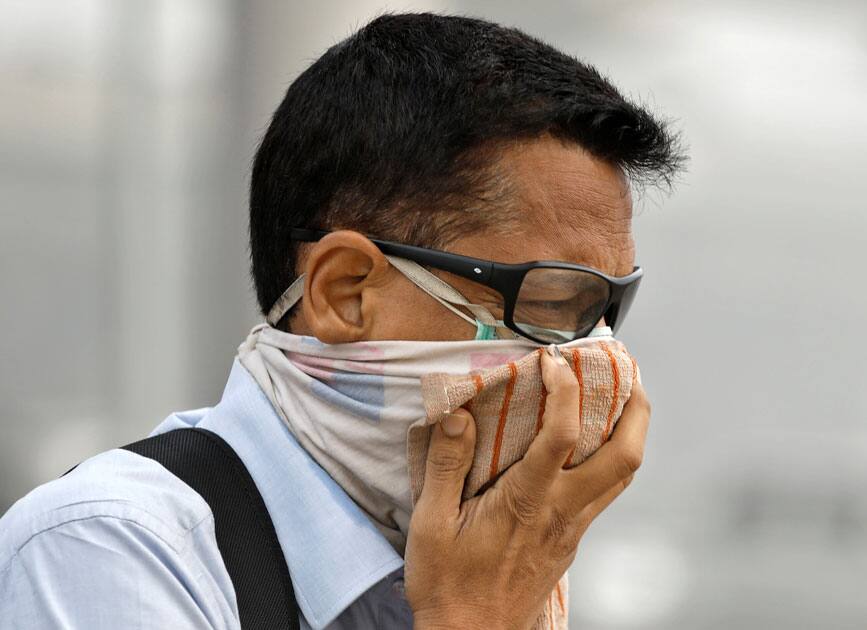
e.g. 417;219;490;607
249;12;684;343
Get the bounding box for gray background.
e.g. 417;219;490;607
1;1;865;628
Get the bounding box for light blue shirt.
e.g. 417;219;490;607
0;360;410;629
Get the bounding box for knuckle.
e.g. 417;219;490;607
505;478;544;526
613;444;644;477
426;447;466;481
547;423;580;456
548;368;578;394
511;495;541;526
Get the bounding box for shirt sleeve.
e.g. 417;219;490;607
0;512;237;630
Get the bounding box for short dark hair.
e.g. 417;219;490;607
249;12;685;316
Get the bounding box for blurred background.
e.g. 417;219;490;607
1;1;865;628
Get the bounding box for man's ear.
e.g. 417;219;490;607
300;230;391;344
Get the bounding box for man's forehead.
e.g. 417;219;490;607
452;136;635;273
504;136;631;222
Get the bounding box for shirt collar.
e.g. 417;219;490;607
157;359;403;629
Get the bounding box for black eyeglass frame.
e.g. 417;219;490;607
290;228;643;344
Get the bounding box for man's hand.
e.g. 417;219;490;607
404;347;651;630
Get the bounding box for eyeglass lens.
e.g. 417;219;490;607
513;267;611;343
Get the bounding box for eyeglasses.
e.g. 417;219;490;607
289;228;643;344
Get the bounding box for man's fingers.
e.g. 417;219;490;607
414;408;477;518
512;346;582;494
556;380;650;509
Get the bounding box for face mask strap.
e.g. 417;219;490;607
266;276;305;327
265;256;510;336
384;256;502;327
386;257;521;339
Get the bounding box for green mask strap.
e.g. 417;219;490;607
474;320;498;340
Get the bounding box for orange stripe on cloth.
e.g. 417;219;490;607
564;348;585;463
555;581;565;614
570;348;585;419
599;341;621;442
489;362;517;480
466;373;485;415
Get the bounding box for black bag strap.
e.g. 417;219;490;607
121;428;300;630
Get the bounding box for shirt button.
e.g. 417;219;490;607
392;578;406;598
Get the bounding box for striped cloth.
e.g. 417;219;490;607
408;340;638;630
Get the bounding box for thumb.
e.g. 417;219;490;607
415;408;477;517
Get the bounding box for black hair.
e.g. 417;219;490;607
249;12;685;316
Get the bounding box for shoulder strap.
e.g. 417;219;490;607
122;428;300;630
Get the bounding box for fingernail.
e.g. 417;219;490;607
547;343;567;365
442;412;468;437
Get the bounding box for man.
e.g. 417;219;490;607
0;12;682;629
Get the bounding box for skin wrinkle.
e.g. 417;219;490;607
523;147;634;277
448;138;634;277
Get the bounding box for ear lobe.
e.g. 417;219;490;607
299;231;389;344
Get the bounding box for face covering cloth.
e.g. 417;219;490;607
238;323;638;630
